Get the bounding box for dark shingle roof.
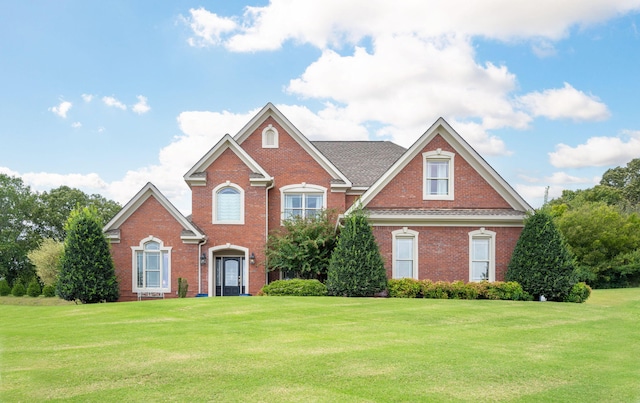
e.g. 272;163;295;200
312;141;406;187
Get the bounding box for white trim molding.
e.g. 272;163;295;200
212;181;245;225
280;183;327;222
468;228;496;282
423;149;455;201
262;124;279;148
391;227;419;279
131;236;172;293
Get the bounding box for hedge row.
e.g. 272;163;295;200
0;279;56;298
387;279;533;301
259;279;327;296
258;278;591;303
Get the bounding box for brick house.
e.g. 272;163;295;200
104;103;531;301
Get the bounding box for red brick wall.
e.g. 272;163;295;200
373;225;522;282
110;195;199;302
190;147;267;296
367;134;511;209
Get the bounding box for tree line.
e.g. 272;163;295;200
0;173;120;288
546;158;640;288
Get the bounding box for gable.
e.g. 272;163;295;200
184;134;272;187
103;183;205;244
233;103;352;191
351;118;531;216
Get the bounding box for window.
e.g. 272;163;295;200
469;228;496;282
262;124;279;148
132;237;171;292
213;182;244;224
392;228;419;279
280;184;326;221
423;149;455;200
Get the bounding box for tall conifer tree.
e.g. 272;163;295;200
57;206;119;303
327;208;387;297
506;210;576;301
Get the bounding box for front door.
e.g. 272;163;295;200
215;257;244;296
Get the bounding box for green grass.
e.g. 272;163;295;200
1;289;639;402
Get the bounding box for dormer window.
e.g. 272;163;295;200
262;124;278;148
423;149;455;200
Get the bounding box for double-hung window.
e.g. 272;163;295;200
423;149;455;200
133;237;171;292
469;228;496;282
213;182;244;224
280;184;326;221
392;228;419;279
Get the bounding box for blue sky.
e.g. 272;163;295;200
1;1;640;214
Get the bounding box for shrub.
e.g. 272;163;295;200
11;283;26;297
327;208;387;297
564;282;592;303
0;279;11;296
422;281;450;299
178;278;188;298
42;284;56;298
467;281;491;299
388;278;422;298
265;210;337;280
486;281;532;301
506;210;576;301
449;280;478;300
260;279;327;296
26;278;42;297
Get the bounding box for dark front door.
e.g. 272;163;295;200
215;257;244;296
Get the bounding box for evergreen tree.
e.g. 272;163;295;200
506;210;576;301
57;206;119;303
326;208;387;297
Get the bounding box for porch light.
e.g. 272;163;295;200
200;253;207;265
250;252;256;265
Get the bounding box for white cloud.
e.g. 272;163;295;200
187;1;640;52
531;40;557;58
183;7;238;47
286;34;527;154
549;130;640;168
82;93;94;103
132;95;151;115
102;96;127;110
49;100;72;118
0;167;108;192
517;82;610;121
71;122;82;128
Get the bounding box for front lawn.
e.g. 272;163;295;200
1;289;639;402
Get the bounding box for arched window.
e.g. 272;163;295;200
213;182;244;224
280;184;326;221
132;237;171;292
262;124;279;148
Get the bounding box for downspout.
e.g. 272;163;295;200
197;237;207;295
265;179;275;286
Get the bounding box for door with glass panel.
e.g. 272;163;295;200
215;257;244;296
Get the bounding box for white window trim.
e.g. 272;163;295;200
392;228;419;279
423;149;455;201
280;183;327;223
212;181;245;225
131;236;172;293
262;124;279;148
468;228;496;282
